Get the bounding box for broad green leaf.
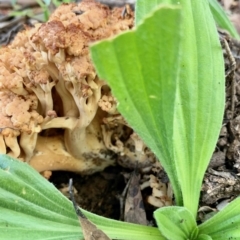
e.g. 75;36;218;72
0;154;164;240
154;206;198;240
91;0;225;217
91;4;183;207
0;155;82;240
199;197;240;240
208;0;240;39
135;0;173;25
197;234;212;240
136;0;240;39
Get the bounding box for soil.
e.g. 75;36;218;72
1;0;240;227
50;166;126;219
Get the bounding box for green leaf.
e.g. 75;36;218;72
197;234;212;240
84;210;164;240
9;9;33;18
199;197;240;240
135;0;173;26
0;155;82;240
36;0;46;8
172;0;224;218
208;0;240;39
91;0;225;217
91;3;183;210
154;206;198;240
36;0;50;21
135;0;240;40
135;0;189;26
0;154;163;240
43;0;51;6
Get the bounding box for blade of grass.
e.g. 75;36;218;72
208;0;240;39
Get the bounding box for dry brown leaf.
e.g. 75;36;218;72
69;179;111;240
124;170;148;225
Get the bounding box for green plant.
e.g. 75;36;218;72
0;154;163;240
36;0;51;21
92;0;224;217
37;0;72;21
10;0;73;22
1;0;240;240
90;0;240;239
208;0;240;39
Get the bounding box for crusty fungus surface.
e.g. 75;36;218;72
0;0;156;174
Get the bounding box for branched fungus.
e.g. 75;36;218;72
0;0;156;174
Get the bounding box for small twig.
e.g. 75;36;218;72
121;4;131;18
68;178;86;219
0;16;26;31
219;33;236;119
118;174;131;221
220;37;236;76
94;0;135;8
